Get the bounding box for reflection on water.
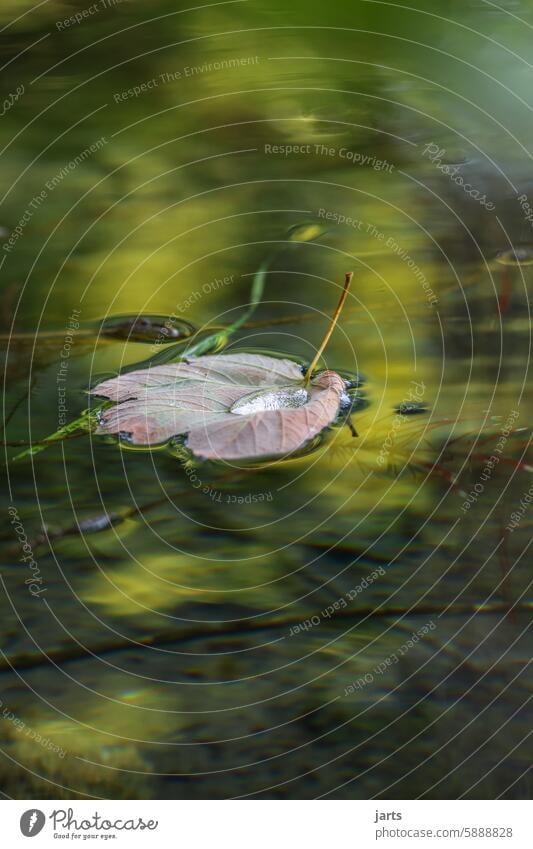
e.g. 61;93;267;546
1;0;531;799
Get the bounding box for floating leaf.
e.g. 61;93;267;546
91;353;347;461
11;264;353;463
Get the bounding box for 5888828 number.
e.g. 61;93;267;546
462;827;513;838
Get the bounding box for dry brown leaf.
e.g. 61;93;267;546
91;353;346;460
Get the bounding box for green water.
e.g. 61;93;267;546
1;0;531;799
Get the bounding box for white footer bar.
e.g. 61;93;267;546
3;799;530;848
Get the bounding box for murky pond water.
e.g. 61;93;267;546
1;0;531;799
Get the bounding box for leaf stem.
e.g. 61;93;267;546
303;271;353;385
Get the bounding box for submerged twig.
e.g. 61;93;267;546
11;408;102;462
